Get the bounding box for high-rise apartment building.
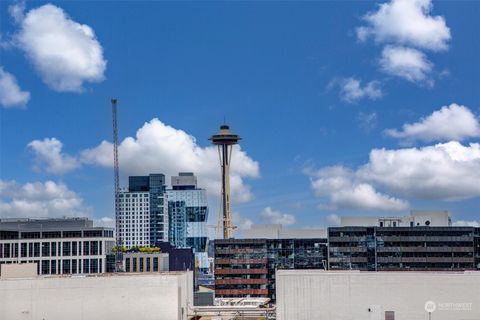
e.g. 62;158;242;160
328;211;478;271
166;173;209;271
0;218;115;275
118;174;167;248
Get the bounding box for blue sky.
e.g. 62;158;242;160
1;0;479;231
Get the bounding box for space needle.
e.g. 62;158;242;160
209;124;241;239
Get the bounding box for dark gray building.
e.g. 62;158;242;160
328;211;479;271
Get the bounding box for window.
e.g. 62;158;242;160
140;258;144;272
33;243;40;257
21;243;28;257
51;260;57;274
63;260;71;274
126;258;131;272
146;257;151;272
42;242;50;257
83;259;90;273
83;242;90;256
41;260;50;275
72;260;77;274
63;242;71;256
132;258;137;272
51;242;57;256
72;242;77;256
153;257;158;272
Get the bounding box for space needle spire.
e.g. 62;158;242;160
209;123;241;239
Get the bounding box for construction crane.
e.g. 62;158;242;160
111;98;123;272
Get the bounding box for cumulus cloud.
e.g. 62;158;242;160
358;141;480;201
81;118;260;203
0;180;90;218
326;213;341;226
357;0;450;51
380;46;433;84
385;104;480;142
0;66;30;108
338;77;383;103
260;207;296;225
307;166;409;211
307;140;480;210
12;3;106;92
453;220;480;227
28;138;80;174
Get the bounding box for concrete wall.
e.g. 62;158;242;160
0;262;37;279
276;270;480;320
0;271;193;320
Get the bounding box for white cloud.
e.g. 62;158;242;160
338;77;383;103
28;138;80;174
380;45;433;84
358;141;480;201
81;118;260;203
307;166;409;211
94;216;115;228
385;104;480;142
357;112;378;132
0;180;90;218
260;207;296;225
453;220;480;227
357;0;450;51
13;4;106;92
0;66;30;108
326;213;341;226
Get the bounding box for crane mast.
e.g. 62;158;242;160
111;98;123;271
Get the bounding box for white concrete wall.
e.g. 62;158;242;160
0;271;193;320
277;270;480;320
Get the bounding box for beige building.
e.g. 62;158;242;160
123;252;169;272
0;268;193;320
276;270;480;320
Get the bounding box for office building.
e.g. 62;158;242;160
276;270;480;320
0;218;115;275
328;211;478;271
166;173;209;271
118;174;168;248
214;225;328;300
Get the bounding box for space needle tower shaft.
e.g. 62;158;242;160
209;124;241;239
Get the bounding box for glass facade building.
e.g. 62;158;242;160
214;237;328;301
166;173;209;271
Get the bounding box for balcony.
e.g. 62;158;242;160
215;278;269;285
215;289;269;296
215;258;268;265
215;268;268;275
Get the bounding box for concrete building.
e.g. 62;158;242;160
214;226;328;300
329;211;479;271
276;270;480;320
0;268;194;320
340;210;451;227
166;173;209;271
123;251;169;272
0;218;115;275
118;174;168;248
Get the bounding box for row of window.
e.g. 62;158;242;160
0;258;103;275
0;241;104;259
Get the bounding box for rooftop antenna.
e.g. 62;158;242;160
111;98;123;271
209;123;241;239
